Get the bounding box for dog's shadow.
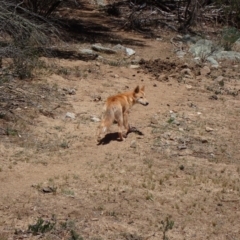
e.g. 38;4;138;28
97;127;144;145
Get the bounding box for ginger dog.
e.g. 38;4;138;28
97;85;149;142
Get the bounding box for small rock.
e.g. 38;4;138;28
205;126;214;132
130;140;137;148
215;76;224;82
93;96;101;102
176;51;186;58
186;84;193;89
179;165;184;170
66;112;75;119
68;89;76;95
63;88;76;95
151;115;159;124
92;44;117;54
94;0;107;6
112;44;126;51
42;187;56;193
173;120;180;126
97;55;103;60
80;49;94;54
209;95;218;100
126;48;135;56
181;68;192;76
170;111;176;119
158;74;168;81
201;138;208;143
169;73;178;78
129;65;140;69
182;63;189;68
200;66;211;76
91;116;100;122
178;145;187;150
207;56;219;68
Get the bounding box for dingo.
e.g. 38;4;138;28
97;85;149;142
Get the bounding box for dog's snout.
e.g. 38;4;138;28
145;102;149;106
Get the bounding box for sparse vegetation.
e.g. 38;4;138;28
1;1;240;240
0;0;60;79
28;218;55;235
220;27;240;50
161;216;174;240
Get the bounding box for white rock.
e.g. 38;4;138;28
129;65;140;69
207;56;219;68
205;126;214;132
126;48;135;56
80;49;94;54
65;112;75;119
186;84;193;89
91;116;100;122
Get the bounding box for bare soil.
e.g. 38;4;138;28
0;3;240;240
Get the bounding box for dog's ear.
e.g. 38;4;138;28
134;86;140;93
141;86;145;91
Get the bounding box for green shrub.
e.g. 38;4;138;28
221;27;240;50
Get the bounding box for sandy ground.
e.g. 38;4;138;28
0;3;240;240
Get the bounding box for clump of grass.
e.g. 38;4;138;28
61;188;75;196
6;127;18;136
60;140;69;149
160;216;174;240
69;229;83;240
73;66;82;77
167;117;175;124
28;218;55;235
146;191;153;201
57;67;71;76
143;158;153;168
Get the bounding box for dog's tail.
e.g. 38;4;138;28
97;105;115;142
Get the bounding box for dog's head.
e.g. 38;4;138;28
134;85;149;106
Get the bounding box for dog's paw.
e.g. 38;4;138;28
122;132;128;138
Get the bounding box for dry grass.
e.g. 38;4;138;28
0;11;240;240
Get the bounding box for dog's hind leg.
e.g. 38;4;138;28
97;111;113;142
117;116;125;141
123;112;130;138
